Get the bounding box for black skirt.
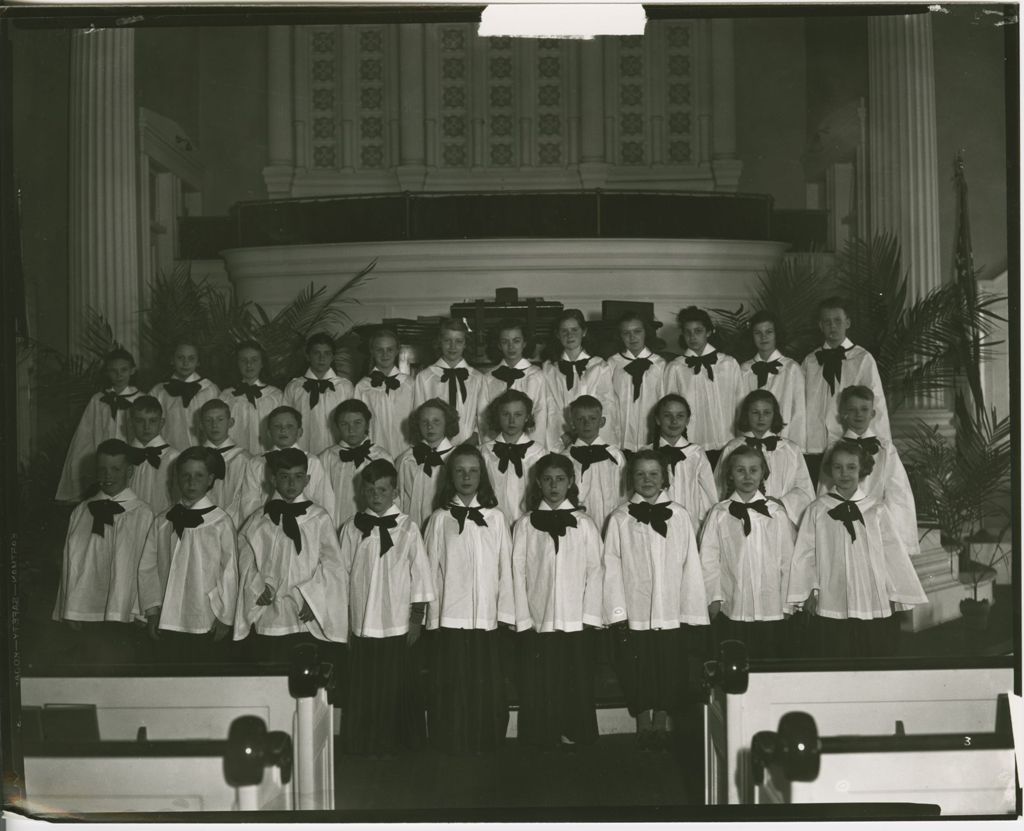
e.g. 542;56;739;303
712;614;786;660
807;614;900;659
342;634;411;755
613;626;703;716
515;629;597;749
428;627;508;754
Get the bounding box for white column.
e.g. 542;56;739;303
396;23;426;191
68;28;141;359
710;19;742;191
264;26;296;197
577;39;608;188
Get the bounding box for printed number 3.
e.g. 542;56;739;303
964;735;972;747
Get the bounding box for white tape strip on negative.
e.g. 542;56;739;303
1007;691;1024;784
479;3;647;39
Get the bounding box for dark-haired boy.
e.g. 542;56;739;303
284;333;355;455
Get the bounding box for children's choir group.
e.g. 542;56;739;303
51;299;927;755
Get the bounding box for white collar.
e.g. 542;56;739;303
424;437;454;453
434;358;469;370
827;487;867;502
572;437;606;448
204;439;236;450
366;504;401;518
742;430;779;439
373;365;402;377
180;495;215;512
170;372;201;383
754;349;784;362
91;487;136;503
822;337;854;350
338;438;371;449
451;495;483;508
728;491;769;504
629;490;670;504
237;378;265;387
622;347;653;360
538;499;576;511
271;490;311;503
133;435;169;449
657;434;690;449
106;386;139;395
842;428;878;439
304;367;340;381
501;358;533;371
684;343;717;358
497;433;533;445
561;351;591;362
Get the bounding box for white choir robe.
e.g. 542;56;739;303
562;439;627;535
354;368;415;458
283;369;356;455
234;446;336;529
318;441;393;529
396;437;453;529
222;383;284;455
607;349;666;452
713;434;814;526
129;437;181;517
477;360;554;444
235;493;348;642
603;493;709;629
511;501;604;633
423;499;515;630
663;345;744;451
480;434;547;525
55;386;142;502
137;496;239;633
205;441;252;528
340;504;435;638
150;374;221;451
52;488;155;623
641;436;718;528
541;352;619;450
412;359;486;445
801;339;891;453
740;351;807;449
816;429;920;558
699;493;796;622
787;490;928;619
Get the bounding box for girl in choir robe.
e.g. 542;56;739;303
138;446;239;660
701;445;797;659
126;396;181;516
714;390;814;526
318;398;392;530
412;318;486;445
56;348;142;503
423;444;514;754
222;340;284;455
512;453;603;750
663;306;744;466
340;460;435;756
542;309;619;451
149;341;221;451
478;318;553;444
787;443;927;659
480;389;547;524
234;448;348;660
284;332;356;455
607;312;667;452
603;450;708;749
395;398;458;528
739;310;806;449
562;395;626;535
640;394;717;529
353;328;415;458
199;398;252;529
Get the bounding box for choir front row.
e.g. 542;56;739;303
53;389;927;757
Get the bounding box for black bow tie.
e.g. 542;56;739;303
653;437;687;470
627;501;673;537
842;435;881;457
530;508;579;553
745;434;779;453
492;440;533;478
492;364;526;389
751;359;782;388
369;370;401;394
621;356;653;401
354;512;400;556
728;499;771;536
165;378;203;407
827;495;865;542
127;445;168;469
87;499;125;537
233;382;264;407
412;443;452;478
684;351;718;381
100;391;134;420
266;498;311;553
569;444;615;475
556;357;590;391
440;366;469;408
448;503;488;534
166;504;216;539
338;441;373;467
303;377;335;409
815;346;848;395
206;446;234;480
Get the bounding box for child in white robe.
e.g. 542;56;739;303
478;318;553;444
740;310;806;449
283;332;355;455
412;318;486;445
607;312;667;452
395;398;458;528
562;395;626;535
353;328;415;458
149;341;220;451
480;389;547;524
126;396;181;516
222;340;284;455
199;398;252;528
318;399;392;529
56;348;142;502
423;444;514;754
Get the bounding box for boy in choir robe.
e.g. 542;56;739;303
640;394;717;528
235;406;336;527
234;448;348;661
199;398;252;528
412;318;485;445
395;398;459;528
222;340;284;455
480;389;547;525
739;310;806;449
318;399;392;529
149;341;220;451
138;446;239;660
562;395;626;535
663;306;743;467
56;348;142;502
354;328;415;458
340;459;435;756
125;396;181;516
607;312;667;452
479;318;552;444
284;332;355;455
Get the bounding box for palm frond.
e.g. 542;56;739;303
708;304;753;360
